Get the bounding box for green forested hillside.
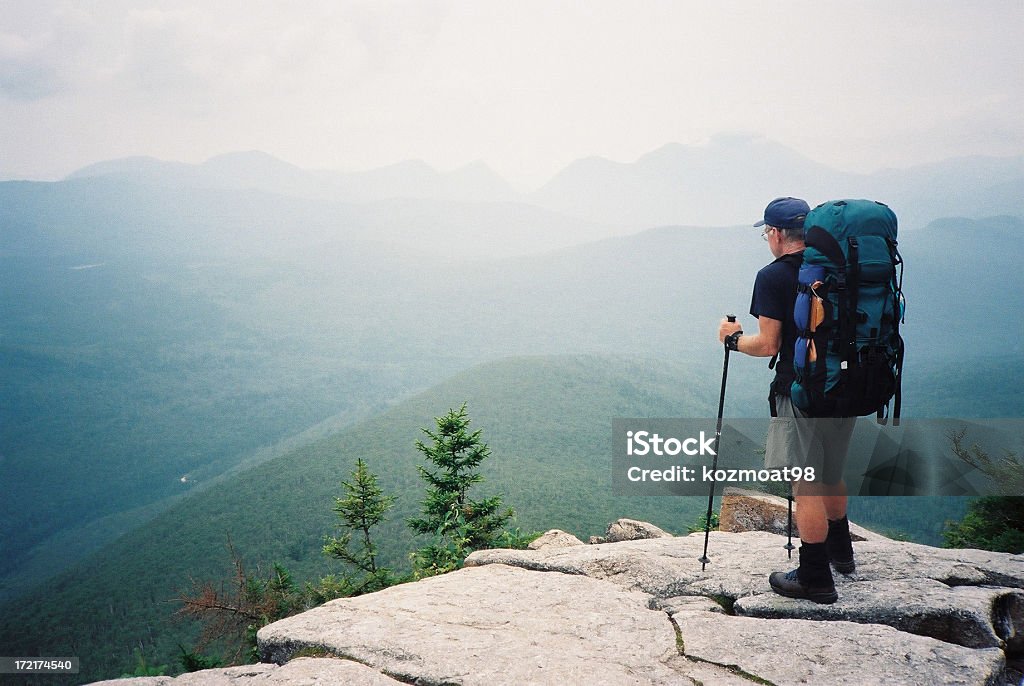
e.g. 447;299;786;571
0;249;447;601
0;355;719;683
5;175;1018;608
0;179;767;603
2;351;1004;683
1;173;1020;684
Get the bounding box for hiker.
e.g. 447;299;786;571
716;196;856;604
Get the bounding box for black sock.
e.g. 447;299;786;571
798;541;833;586
826;517;854;559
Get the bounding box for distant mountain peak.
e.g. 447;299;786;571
445;160;511;182
201;150;305;175
204;150;296;165
636;136;821;167
451;159;495;174
64;156;189;181
373;159;436;173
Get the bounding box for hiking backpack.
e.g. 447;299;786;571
791;199;905;422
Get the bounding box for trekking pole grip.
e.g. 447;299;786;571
723;315;741;351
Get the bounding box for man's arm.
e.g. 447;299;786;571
718;316;782;358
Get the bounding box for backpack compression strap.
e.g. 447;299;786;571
889;239;905;426
846;236;861;372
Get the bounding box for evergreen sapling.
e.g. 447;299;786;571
322;458;396;594
408;403;513;577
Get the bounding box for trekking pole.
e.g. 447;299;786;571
699;315;738;571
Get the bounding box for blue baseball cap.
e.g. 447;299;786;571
754;197;810;230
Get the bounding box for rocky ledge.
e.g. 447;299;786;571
92;489;1024;685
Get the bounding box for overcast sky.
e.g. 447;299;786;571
1;0;1022;189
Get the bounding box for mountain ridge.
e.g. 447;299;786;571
60;138;1024;229
530;137;1024;229
66;151;519;205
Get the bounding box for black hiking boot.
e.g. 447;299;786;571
826;516;856;574
769;542;838;604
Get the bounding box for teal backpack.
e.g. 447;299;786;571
791;199;905;422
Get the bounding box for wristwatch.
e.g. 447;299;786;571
725;332;743;351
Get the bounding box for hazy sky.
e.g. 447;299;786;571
2;0;1022;189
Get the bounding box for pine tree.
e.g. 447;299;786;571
408;403;513;577
322;458;396;594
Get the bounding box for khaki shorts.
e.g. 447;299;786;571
766;394;856;484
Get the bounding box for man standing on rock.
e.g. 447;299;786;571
716;197;856;604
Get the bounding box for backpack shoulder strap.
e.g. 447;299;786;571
767;250;805;371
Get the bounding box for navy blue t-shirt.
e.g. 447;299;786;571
749;251;803;395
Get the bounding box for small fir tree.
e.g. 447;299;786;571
408;403;513;577
322;458;396;594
